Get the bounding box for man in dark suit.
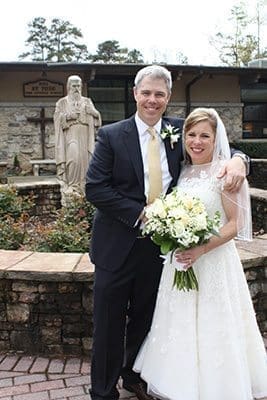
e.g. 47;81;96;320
85;65;247;400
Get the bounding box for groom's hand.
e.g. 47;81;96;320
138;208;148;224
217;157;246;192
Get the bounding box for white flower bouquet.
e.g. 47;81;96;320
142;188;221;291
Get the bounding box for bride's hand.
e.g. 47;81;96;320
175;246;206;270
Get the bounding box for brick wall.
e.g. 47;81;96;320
16;181;62;217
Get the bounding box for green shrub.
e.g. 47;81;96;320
231;140;267;159
0;187;34;249
24;193;95;253
0;214;29;250
0;186;34;219
0;187;95;253
29;219;90;253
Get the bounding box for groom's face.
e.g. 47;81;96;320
134;76;171;126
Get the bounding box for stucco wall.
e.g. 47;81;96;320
0;71;87;102
171;74;241;102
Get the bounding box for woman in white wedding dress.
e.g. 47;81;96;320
134;108;267;400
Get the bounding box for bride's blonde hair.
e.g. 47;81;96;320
183;108;217;135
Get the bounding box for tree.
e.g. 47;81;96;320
176;51;188;65
19;17;51;61
90;40;144;63
90;40;127;63
125;49;144;63
47;18;90;62
19;17;90;62
209;1;267;66
252;0;267;58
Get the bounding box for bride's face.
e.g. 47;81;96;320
185;120;215;165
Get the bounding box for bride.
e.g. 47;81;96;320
134;108;267;400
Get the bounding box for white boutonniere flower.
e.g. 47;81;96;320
160;124;180;149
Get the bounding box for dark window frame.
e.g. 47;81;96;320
87;76;135;125
241;83;267;139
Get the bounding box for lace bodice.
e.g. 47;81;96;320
178;163;227;226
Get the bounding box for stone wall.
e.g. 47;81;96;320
0;102;244;175
167;102;243;142
0;238;266;356
248;159;267;190
237;235;267;334
245;265;267;334
0;250;94;356
0;278;93;356
250;188;267;233
0;104;55;173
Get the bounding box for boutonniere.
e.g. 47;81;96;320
160;124;180;149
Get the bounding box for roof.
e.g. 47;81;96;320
0;61;266;80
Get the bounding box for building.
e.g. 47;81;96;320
0;62;266;171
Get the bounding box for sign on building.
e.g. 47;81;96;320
23;79;64;97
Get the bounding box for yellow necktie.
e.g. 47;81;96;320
147;127;163;204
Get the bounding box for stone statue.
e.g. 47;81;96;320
54;75;101;204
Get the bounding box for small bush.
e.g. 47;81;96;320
231;140;267;159
0;187;95;253
0;187;35;250
28;219;90;253
27;194;95;253
0;186;34;219
0;214;29;250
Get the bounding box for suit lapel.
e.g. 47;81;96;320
122;118;145;191
161;119;181;180
122;117;182;192
164;139;178;179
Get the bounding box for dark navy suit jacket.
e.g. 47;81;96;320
85;115;184;271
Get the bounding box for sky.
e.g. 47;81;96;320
0;0;266;66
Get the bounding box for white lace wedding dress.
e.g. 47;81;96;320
134;163;267;400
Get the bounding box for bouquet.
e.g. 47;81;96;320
142;188;221;291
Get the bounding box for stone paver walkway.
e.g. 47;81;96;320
0;343;266;400
0;354;137;400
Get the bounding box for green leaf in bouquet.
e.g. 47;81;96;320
160;240;174;255
151;232;164;246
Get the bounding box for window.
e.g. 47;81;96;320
88;78;135;125
241;83;267;138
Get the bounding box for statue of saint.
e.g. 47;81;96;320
54;75;101;203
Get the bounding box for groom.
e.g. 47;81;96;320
85;64;248;400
